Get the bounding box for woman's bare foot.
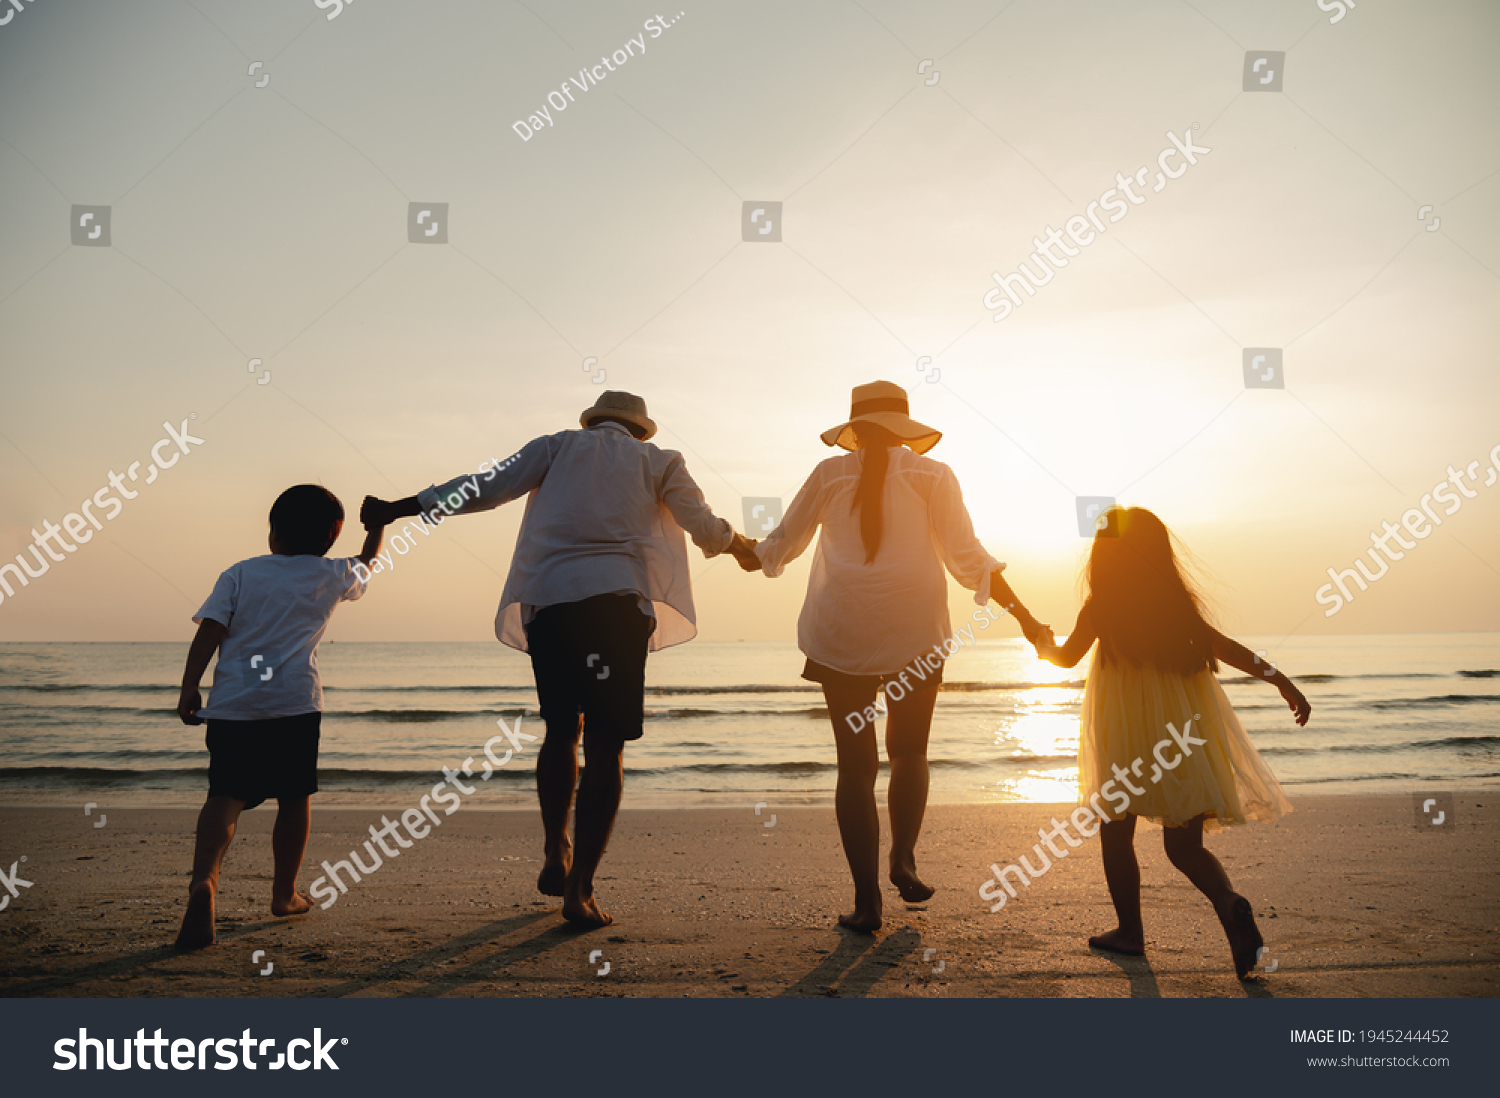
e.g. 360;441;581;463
889;864;935;904
1088;927;1146;956
175;881;216;951
1222;894;1264;979
271;892;313;917
561;893;613;928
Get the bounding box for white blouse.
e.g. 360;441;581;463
417;422;733;653
754;447;1002;676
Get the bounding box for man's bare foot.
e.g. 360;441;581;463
837;904;882;934
538;860;568;897
175;882;216;951
1088;927;1145;956
271;892;313;917
889;865;935;904
1222;894;1264;979
561;894;613;928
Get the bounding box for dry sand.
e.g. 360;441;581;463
1;794;1495;998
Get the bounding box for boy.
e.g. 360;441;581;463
173;484;385;950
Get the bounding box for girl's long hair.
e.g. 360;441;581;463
1085;507;1218;674
850;421;899;564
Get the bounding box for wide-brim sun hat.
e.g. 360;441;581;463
819;380;941;454
580;390;658;441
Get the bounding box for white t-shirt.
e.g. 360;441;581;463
193;554;367;721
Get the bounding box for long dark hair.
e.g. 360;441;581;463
851;422;899;564
1085;507;1218;674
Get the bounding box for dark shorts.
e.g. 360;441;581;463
205;712;321;810
525;594;655;744
801;657;945;694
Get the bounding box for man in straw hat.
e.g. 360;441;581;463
362;391;758;927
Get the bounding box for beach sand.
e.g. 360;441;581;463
1;794;1495;998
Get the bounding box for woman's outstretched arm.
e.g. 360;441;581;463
1209;628;1311;726
989;569;1049;644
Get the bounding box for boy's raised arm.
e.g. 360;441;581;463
357;505;388;566
178;618;228;725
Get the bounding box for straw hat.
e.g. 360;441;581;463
580;390;657;440
820;380;941;454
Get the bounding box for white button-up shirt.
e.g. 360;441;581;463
754;447;1002;676
418;422;733;652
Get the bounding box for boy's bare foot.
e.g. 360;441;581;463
561;893;613;928
837;904;882;934
1088;928;1146;956
271;892;313;917
1223;894;1264;979
889;865;935;904
175;882;216;951
538;860;568;897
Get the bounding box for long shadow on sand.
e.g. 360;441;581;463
1090;946;1162;998
779;926;921;998
1;918;288;997
311;911;553;998
397;921;586;998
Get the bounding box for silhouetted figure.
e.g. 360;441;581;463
742;381;1047;932
363;392;757;928
174;484;387;950
1035;506;1309;978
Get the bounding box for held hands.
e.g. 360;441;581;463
728;532;761;572
360;496;397;531
177;686;203;726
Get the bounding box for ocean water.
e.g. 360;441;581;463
0;635;1496;809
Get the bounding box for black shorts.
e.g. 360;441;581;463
525;594;654;743
205;712;321;810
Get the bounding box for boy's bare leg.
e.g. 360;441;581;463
175;795;244;950
271;796;314;916
561;736;623;928
536;714;582;896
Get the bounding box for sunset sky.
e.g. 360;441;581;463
1;0;1496;645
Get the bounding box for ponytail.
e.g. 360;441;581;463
850;423;898;564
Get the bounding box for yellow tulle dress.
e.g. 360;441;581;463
1078;649;1292;831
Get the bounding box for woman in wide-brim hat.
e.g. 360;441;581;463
742;380;1048;932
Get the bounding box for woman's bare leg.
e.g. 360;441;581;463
885;681;938;902
824;685;882;932
1091;814;1145;954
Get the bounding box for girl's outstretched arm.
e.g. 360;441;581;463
1209;627;1311;726
1037;605;1097;669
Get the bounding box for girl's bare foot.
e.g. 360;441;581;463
271;892;313;917
889;865;935;904
1223;894;1264;979
1088;927;1145;955
175;882;216;951
561;893;613;928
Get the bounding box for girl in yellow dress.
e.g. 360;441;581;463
1036;506;1309;978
